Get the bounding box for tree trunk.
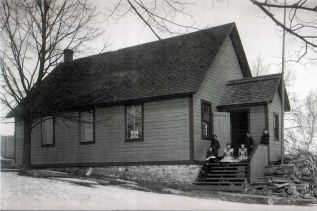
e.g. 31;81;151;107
21;118;32;170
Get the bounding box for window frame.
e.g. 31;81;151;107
201;100;212;140
273;113;279;141
125;104;144;142
79;109;96;145
41;116;55;147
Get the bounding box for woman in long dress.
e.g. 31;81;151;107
237;144;248;162
221;143;235;162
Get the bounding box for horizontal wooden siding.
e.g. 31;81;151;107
30;97;190;165
268;91;282;161
193;36;244;161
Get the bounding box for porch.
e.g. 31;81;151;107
194;144;269;191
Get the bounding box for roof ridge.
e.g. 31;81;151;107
71;22;236;63
227;73;281;85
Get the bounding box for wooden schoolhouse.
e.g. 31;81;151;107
11;23;290;187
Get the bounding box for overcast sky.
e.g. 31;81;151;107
1;0;316;135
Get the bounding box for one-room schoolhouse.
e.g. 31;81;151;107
11;22;290;186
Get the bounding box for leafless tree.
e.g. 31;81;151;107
251;54;271;76
0;0;101;169
105;0;204;40
251;0;317;62
285;89;317;155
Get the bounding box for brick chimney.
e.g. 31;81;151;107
63;49;73;63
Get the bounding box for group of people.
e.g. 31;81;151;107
206;129;270;163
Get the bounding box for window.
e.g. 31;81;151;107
273;114;279;140
80;110;95;144
126;105;143;141
201;101;212;139
41;116;54;147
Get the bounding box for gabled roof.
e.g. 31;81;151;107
8;22;252;117
218;73;291;111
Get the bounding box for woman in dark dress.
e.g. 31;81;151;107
244;132;254;155
260;129;270;145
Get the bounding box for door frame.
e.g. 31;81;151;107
218;107;250;147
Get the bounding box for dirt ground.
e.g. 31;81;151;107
1;171;317;210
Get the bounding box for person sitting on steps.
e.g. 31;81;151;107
221;143;235;162
209;134;220;158
205;146;217;162
236;144;248;162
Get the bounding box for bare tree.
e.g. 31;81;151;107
285;89;317;155
105;0;202;40
251;54;271;76
0;0;101;169
251;0;317;62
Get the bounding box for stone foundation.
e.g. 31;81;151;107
55;165;201;186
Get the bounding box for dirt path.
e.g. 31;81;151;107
1;172;316;210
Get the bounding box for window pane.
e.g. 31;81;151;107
127;105;143;139
274;115;279;139
202;104;210;121
202;122;209;137
80;111;94;142
42;117;54;145
201;102;212;139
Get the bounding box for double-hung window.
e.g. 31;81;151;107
273;114;279;140
126;105;143;141
80;110;95;144
201;101;212;139
41;116;55;147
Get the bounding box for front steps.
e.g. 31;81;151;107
194;161;248;191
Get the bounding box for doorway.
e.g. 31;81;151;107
230;110;249;156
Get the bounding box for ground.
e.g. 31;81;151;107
1;171;317;210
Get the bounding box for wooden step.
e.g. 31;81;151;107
194;181;245;185
206;173;246;177
204;177;246;181
208;169;247;173
206;163;247;166
208;167;246;170
192;184;244;192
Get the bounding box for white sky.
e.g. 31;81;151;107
1;0;317;135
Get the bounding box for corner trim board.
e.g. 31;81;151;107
189;95;194;162
264;104;270;163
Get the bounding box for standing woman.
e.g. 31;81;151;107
260;129;270;145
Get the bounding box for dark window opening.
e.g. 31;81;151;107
201;101;212;140
273;114;279;140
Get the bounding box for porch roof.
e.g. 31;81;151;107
218;74;290;111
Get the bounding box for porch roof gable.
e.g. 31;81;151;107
218;74;290;111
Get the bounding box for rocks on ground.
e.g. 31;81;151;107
246;155;317;200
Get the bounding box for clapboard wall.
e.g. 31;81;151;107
268;91;282;161
192;35;244;161
15;120;24;165
249;105;266;144
28;97;190;166
0;135;14;159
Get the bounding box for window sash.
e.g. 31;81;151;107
126;105;143;140
274;114;279;140
201;102;212;139
80;110;94;143
41;117;54;146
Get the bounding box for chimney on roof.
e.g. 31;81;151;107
63;49;73;63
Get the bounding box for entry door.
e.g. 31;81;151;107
231;111;249;155
213;112;231;156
